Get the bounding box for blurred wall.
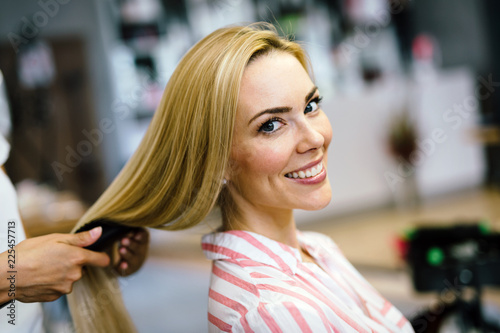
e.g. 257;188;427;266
0;0;491;221
0;0;122;183
411;0;490;72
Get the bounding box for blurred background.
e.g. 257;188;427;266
1;0;500;332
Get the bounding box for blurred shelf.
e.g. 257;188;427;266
23;216;78;237
17;180;86;237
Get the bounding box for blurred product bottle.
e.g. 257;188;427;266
411;34;441;82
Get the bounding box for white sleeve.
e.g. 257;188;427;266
0;169;44;333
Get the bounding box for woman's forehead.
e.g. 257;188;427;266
238;53;313;118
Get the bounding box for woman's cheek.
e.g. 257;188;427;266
248;142;292;176
230;131;294;179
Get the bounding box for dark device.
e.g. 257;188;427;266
76;219;142;252
406;223;500;292
406;223;500;332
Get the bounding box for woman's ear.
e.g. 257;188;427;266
223;158;241;184
222;159;233;184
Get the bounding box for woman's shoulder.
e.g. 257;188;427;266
209;259;261;299
207;260;261;328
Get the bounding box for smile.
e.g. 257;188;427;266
285;161;323;179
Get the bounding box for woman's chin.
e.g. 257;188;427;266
300;198;331;211
296;185;332;211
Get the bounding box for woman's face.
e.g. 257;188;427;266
227;52;332;214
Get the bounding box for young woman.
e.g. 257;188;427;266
68;23;414;333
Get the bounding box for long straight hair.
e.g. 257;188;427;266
67;23;311;333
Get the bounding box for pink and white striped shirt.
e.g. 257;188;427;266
202;230;414;333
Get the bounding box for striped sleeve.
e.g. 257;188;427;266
208;260;260;333
229;300;334;333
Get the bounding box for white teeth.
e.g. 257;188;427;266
316;163;322;174
287;162;323;180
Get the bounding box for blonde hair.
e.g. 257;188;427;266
68;23;310;333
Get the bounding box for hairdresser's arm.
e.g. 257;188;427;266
0;227;110;304
114;228;149;276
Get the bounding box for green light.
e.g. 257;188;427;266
479;221;491;235
427;247;444;266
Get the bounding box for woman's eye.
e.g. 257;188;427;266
305;96;323;114
259;118;282;133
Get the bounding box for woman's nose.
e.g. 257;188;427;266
296;120;325;154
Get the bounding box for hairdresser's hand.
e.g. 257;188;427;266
113;228;149;276
0;227;110;304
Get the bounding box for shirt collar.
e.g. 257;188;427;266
202;230;306;275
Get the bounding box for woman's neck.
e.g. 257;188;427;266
225;203;299;249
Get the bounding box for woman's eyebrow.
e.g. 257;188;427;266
305;85;318;103
247;86;319;126
248;106;292;125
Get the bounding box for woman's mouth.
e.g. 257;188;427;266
285;161;323;179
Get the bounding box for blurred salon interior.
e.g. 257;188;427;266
1;0;500;332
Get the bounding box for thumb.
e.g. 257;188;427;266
63;227;103;247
